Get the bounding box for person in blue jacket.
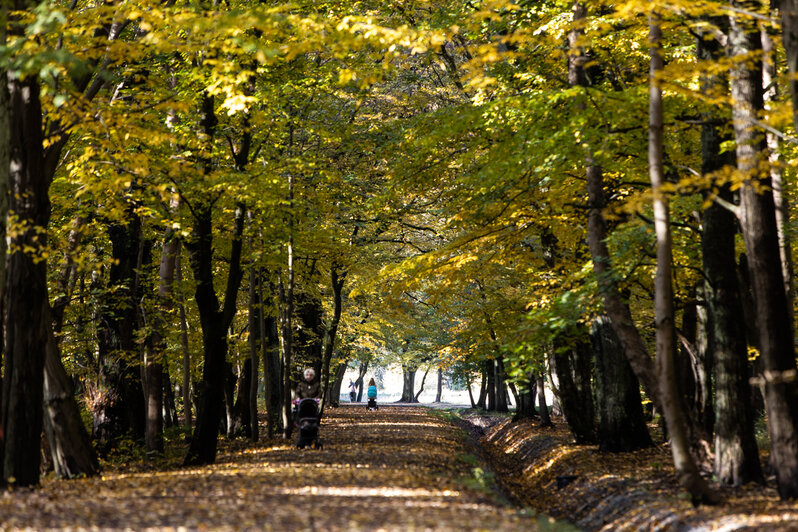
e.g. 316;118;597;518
366;378;378;410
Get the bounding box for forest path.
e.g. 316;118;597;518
0;405;563;531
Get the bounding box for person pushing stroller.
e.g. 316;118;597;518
294;368;322;449
366;378;378;411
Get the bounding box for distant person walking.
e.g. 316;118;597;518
367;378;378;410
348;379;357;402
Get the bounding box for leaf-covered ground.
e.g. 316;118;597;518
0;406;566;531
476;415;798;531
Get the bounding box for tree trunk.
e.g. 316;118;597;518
650;16;718;504
698;20;762;485
435;368;443;403
93;215;146;455
320;266;346;414
537;375;552;428
592;316;652;451
762;29;793;316
162;368;178;428
183;199;245;465
262;311;281;438
147;226;180;454
476;368;487;409
176;252;192;430
485;360;496;411
248;265;260;442
414;366;431;402
355;360;368;402
2;76;48;486
466;374;477;408
512;373;537;422
279;174;295;439
231;359;252;437
329;362;348;406
400;365;417;403
494;357;508;412
731;4;798;499
553;337;595;443
43;309;100;478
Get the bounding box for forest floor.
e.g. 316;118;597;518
0;405;568;531
468;411;798;531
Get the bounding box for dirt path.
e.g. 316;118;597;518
0;405;564;531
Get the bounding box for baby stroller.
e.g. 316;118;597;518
295;398;322;449
366;397;378;411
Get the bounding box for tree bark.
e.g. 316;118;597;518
43;308;100;478
435;368;443;402
248;264;260;442
147;225;180;454
649;15;718;504
698;19;762;485
183;201;245;465
537;375;552;428
553;337;595;443
731;3;798;499
320;265;346;414
93;215;146;454
355;360;368;402
592;316;652;451
400;365;417;402
2;77;49;486
177;252;192;430
414;366;431;402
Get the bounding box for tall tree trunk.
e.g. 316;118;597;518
93;215;146;454
592;316;651;451
177;252;192;430
262;310;281;438
183;200;245;465
762;29;793;313
649;15;717;504
320;265;346;414
279;174;295;439
2;77;48;486
435;368;443;403
731;3;798;499
147;226;180;454
698;19;763;486
248;264;260;442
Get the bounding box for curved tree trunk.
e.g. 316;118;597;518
43;313;100;478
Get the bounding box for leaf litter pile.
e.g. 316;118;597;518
0;406;565;531
476;416;798;531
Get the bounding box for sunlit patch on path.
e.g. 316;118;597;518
0;405;565;531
